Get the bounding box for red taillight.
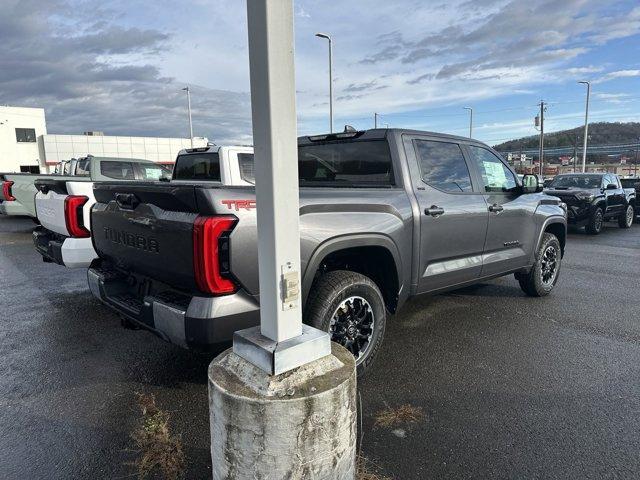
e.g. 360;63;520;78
64;195;90;238
2;181;15;201
193;216;238;295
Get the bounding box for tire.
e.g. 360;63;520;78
517;232;562;297
585;207;604;234
305;270;386;377
618;204;634;228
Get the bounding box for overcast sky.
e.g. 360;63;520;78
1;0;639;146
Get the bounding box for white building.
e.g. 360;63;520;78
0;106;207;173
0;106;47;173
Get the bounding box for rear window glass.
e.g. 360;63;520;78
100;161;135;180
75;158;91;176
174;152;221;181
298;140;393;186
238;153;255;184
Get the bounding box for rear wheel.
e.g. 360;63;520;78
305;270;386;377
517;232;561;297
585;207;603;234
618;204;634;228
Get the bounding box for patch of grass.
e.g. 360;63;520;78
356;455;393;480
374;404;424;429
130;393;185;480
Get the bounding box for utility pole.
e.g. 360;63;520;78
536;101;546;176
633;137;640;177
579;81;590;173
182;86;194;148
374;112;378;129
464;107;473;138
315;33;333;133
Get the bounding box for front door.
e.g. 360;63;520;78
465;145;537;276
404;136;489;293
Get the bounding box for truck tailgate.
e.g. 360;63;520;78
92;183;201;291
35;179;93;236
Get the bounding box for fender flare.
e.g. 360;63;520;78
302;233;403;306
532;215;566;263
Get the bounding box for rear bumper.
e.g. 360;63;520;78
33;227;96;268
0;202;29;216
87;265;260;350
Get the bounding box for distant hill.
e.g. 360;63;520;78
493;122;640;151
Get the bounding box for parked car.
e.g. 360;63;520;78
545;173;636;234
33;147;254;269
87;129;566;375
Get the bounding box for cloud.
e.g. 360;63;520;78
594;70;640;84
357;0;640;83
0;0;251;143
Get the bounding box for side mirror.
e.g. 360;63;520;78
522;174;542;194
606;183;617;190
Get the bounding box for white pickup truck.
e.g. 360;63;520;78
33;146;254;268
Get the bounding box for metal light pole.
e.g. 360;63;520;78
315;33;333;133
463;107;473;138
208;4;356;477
579;81;590;173
374;112;379;129
182;86;194;147
234;0;330;374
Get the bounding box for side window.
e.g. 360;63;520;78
468;146;518;193
414;140;472;192
100;161;135;180
238;153;255;184
139;164;170;180
75;158;91;176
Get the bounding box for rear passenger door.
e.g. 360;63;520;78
465;146;536;276
404;136;489;293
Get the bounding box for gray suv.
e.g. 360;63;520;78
87;129;567;375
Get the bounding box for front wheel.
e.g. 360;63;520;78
618;204;634;228
517;232;562;297
305;270;386;377
585;207;604;235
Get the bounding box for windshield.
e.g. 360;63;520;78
549;175;602;189
174;152;221;181
298;139;393;187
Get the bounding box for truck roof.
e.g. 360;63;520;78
298;128;493;148
78;155;158;164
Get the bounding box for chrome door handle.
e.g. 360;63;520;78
425;205;445;217
489;204;504;213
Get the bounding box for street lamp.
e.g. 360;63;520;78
182;86;194;147
578;81;590;173
463;107;473;138
315;32;333;133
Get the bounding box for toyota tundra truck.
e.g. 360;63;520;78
545;173;636;234
88;129;567;374
34;146;254;268
1;171;76;218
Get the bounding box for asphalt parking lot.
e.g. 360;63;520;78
1;216;639;480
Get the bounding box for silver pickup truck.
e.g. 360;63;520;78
87;129;567;375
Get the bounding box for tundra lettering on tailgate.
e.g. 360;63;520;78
103;226;159;253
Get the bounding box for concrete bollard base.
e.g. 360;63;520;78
208;343;357;480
